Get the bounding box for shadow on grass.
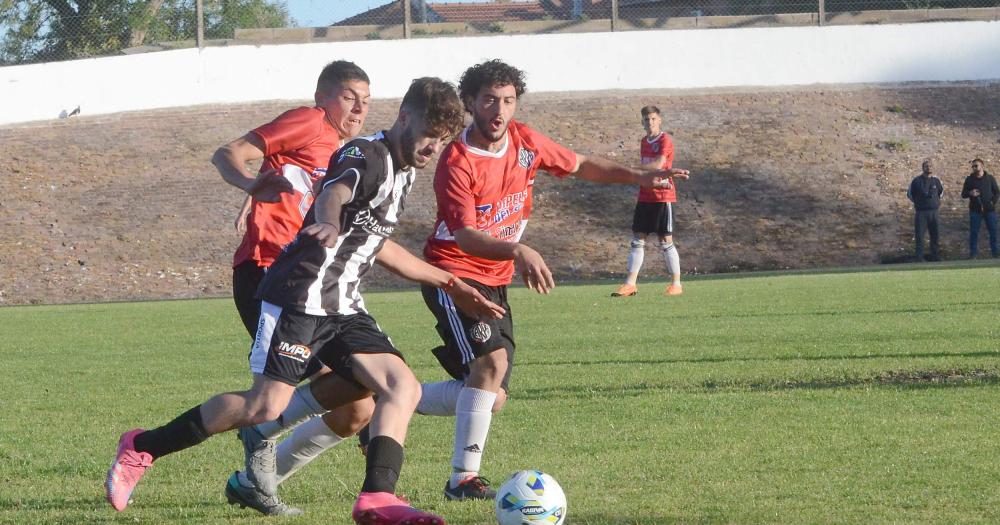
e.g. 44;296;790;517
519;349;1000;369
515;369;1000;400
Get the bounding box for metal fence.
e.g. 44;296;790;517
2;0;998;66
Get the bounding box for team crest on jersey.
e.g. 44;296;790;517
468;322;492;343
475;204;494;229
651;143;660;152
337;145;365;163
517;147;535;168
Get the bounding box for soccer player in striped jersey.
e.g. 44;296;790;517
106;78;503;525
417;60;690;500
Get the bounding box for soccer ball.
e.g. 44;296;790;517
494;470;567;525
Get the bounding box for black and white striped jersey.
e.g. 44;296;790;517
259;131;415;316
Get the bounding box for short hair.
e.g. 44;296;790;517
458;60;527;111
316;60;369;94
972;158;985;165
641;105;661;117
401;77;464;138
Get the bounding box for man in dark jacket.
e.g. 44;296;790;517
907;159;944;261
960;158;999;258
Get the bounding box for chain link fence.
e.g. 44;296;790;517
3;0;998;65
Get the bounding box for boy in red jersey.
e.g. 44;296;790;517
418;60;690;500
612;105;689;297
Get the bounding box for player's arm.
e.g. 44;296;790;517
300;178;352;247
375;240;505;320
571;154;689;188
212;133;292;202
453;228;554;294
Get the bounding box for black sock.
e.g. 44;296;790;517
361;435;404;494
133;405;210;460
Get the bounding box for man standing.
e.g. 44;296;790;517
417;59;688;500
961;158;999;258
106;77;500;524
612;105;689;297
907;159;944;262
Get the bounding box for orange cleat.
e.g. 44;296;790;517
665;283;683;296
611;283;637;297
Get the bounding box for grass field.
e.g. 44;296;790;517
2;264;999;524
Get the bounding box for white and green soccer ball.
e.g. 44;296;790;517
494;470;566;525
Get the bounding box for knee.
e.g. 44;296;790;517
325;398;374;437
630;238;646;249
492;388;508;413
246;396;287;424
383;372;422;411
477;349;509;381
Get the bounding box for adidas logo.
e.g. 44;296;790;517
463;444;482;453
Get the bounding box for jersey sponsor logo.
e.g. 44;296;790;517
468;322;492;343
337;145;365;163
274;341;312;363
352;208;395;237
517;147;535;168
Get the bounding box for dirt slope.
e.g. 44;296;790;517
1;83;998;305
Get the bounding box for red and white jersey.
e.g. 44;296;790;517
424;121;577;286
232;107;341;268
637;132;676;203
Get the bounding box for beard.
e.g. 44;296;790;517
472;111;507;143
401;125;429;169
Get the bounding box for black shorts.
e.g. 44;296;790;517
233;260;266;339
632;201;674;236
420;280;515;391
250;301;402;386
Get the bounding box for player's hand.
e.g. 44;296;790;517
300;221;341;248
666;168;691;181
247;169;293;203
513;244;554;294
446;278;506;320
234;211;248;233
971;189;981;197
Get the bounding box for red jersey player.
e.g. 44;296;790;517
416;60;690;500
612;105;689;297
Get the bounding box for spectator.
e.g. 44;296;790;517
960;158;999;258
906;159;943;261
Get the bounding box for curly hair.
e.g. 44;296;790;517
458;59;526;110
401;77;465;138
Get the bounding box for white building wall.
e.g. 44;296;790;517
2;21;998;125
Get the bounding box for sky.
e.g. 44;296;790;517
285;0;492;27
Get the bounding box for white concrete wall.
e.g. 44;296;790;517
2;21;999;125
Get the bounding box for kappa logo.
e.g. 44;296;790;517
337;145;365;163
517;147;535;168
468;322;492;343
275;341;312;363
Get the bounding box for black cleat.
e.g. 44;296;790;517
444;476;497;501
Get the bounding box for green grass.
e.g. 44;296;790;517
2;265;999;524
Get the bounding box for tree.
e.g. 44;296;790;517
0;0;290;66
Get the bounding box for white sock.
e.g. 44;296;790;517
662;242;680;282
255;383;326;439
450;387;496;487
417;380;464;416
626;239;645;275
274;416;346;484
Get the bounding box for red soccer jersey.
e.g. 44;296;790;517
637;132;676;203
424;121;577;286
232;107;341;268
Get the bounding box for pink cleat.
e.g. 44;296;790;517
352;491;446;525
105;429;153;511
